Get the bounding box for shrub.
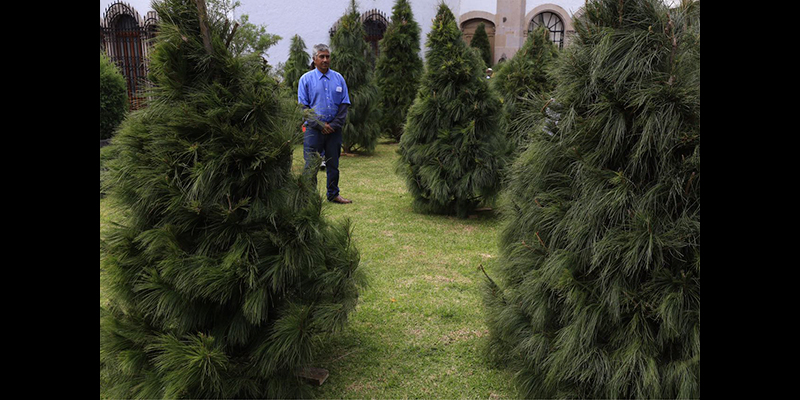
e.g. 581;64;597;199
469;22;492;68
374;0;423;142
397;3;508;218
99;51;128;140
331;0;381;153
482;0;701;397
283;34;310;96
99;1;364;397
490;26;558;151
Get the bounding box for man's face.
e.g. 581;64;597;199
314;50;330;73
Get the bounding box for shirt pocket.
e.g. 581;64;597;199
332;85;344;104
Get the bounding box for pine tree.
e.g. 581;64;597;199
490;26;558;150
100;51;129;140
99;1;365;398
469;22;492;68
397;3;507;218
330;0;381;153
283;34;310;96
374;0;423;142
212;0;281;61
482;0;700;398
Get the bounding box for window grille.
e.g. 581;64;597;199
528;11;564;49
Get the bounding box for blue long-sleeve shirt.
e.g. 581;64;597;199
298;68;351;130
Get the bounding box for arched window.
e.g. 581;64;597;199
528;11;564;49
460;18;496;64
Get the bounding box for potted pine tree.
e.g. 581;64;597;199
283;34;310;96
99;1;365;398
490;26;558;151
482;0;701;397
330;0;381;153
374;0;423;142
469;22;492;69
397;3;507;218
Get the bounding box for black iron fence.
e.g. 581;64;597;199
100;1;158;110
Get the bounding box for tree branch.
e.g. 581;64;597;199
194;0;213;55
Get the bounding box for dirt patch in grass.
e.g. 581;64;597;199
440;328;488;345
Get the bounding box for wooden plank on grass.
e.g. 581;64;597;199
296;367;329;386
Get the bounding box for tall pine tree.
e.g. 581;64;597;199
330;0;381;153
374;0;423;142
99;1;364;398
397;3;507;218
482;0;700;398
490;26;558;150
469;22;492;68
283;34;310;96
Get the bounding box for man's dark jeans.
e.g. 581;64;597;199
303;126;342;201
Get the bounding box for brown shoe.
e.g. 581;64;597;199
330;195;353;204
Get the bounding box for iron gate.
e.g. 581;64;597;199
329;9;389;60
100;2;158;110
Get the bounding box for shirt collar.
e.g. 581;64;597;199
313;68;329;80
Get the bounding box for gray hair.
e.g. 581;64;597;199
312;43;331;58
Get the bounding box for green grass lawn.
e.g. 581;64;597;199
298;142;515;399
101;141;517;399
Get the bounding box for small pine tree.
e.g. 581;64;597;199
469;22;492;68
100;51;129;140
490;26;558;150
99;1;364;398
283;34;310;96
330;0;381;153
397;3;507;218
482;0;700;398
374;0;423;142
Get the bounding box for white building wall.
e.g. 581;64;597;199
460;0;496;14
526;0;583;16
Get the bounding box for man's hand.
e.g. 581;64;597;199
322;122;334;134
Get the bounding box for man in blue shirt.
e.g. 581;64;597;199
298;43;353;204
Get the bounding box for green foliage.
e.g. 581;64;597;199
208;0;280;61
283;34;310;95
490;26;559;150
330;0;381;153
229;13;281;59
104;142;520;398
374;0;423;142
482;0;700;398
99;1;364;398
469;22;492;68
100;51;129;140
397;3;508;218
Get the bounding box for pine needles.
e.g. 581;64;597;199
99;1;364;398
331;0;381;153
482;0;700;397
374;0;423;142
397;3;508;218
